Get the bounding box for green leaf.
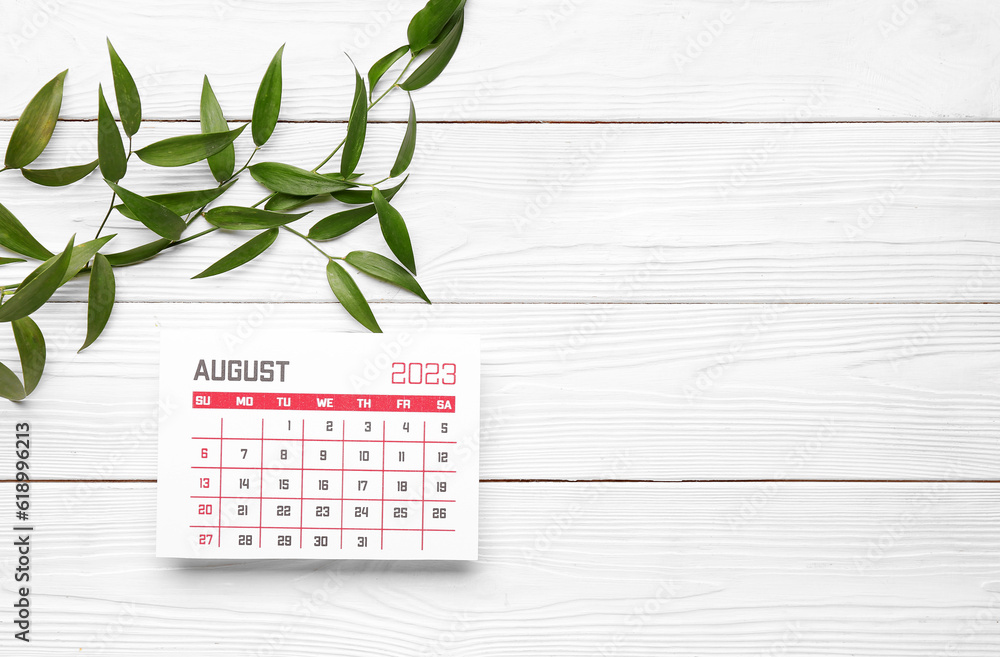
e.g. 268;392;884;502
429;9;463;49
134;124;247;167
401;11;464;91
10;325;41;397
115;180;237;220
346;250;430;303
252;45;284;147
0;236;73;323
59;235;115;286
368;45;409;100
107;182;185;240
372;187;415;274
309;205;377;241
12;316;45;395
250;162;357;196
193;228;278;279
0;258;25;266
331;175;407;205
408;0;465;54
265;193;322;212
104;238;171;267
21;159;99;187
204;206;307;230
0;203;53;260
4;70;67;169
201;76;235;183
391;95;416;178
80;253;115;352
341;61;367;177
97;84;127;182
107;40;141;137
326;260;380;333
0;362;25;401
20;235;116;289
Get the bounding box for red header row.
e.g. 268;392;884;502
192;392;456;413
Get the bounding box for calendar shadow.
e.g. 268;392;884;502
160;558;477;576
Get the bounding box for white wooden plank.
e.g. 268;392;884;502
3;482;997;655
1;302;997;481
3;0;1000;120
1;122;999;303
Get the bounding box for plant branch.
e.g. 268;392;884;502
251;193;275;209
282;225;332;260
312;55;415;173
169;226;218;248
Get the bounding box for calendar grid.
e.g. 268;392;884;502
185;400;462;554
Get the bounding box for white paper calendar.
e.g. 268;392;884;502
155;330;480;560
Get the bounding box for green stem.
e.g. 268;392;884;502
282;225;332;260
169;226;218;248
94;192;117;239
311;137;347;173
229;147;260;182
251;193;275;209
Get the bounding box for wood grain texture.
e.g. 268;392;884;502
2;481;997;655
2;0;1000;121
1;302;996;482
1;122;999;303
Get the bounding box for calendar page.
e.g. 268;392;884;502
155;330;480;560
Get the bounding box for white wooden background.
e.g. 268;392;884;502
1;0;999;654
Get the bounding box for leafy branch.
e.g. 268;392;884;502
0;0;468;401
